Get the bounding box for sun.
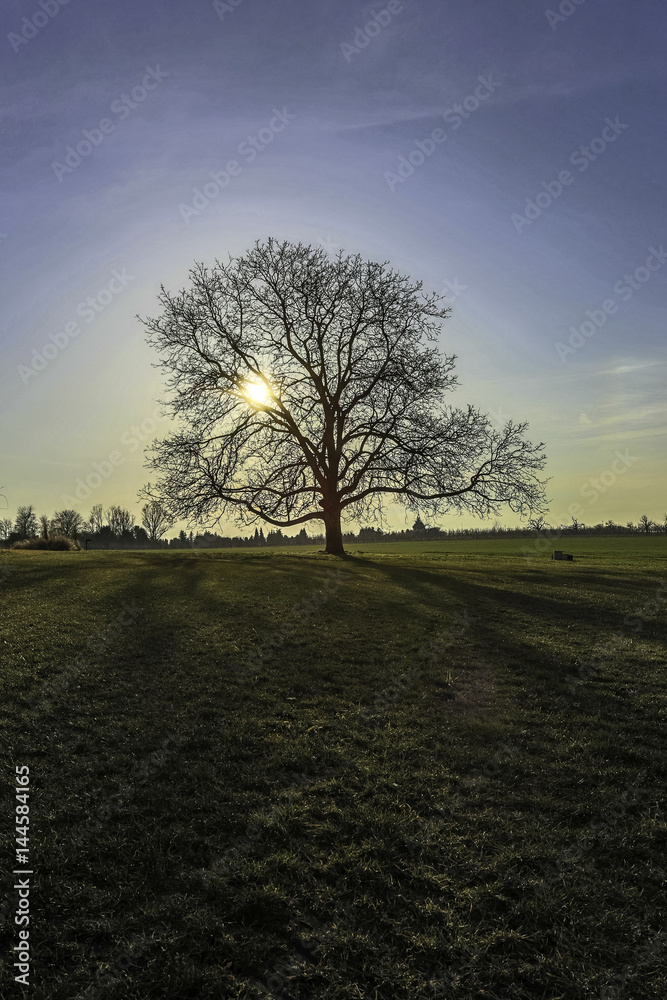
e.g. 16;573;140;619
241;378;272;406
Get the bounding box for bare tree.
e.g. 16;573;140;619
89;504;105;534
107;505;133;536
51;509;84;538
141;501;173;541
639;514;654;535
140;239;548;555
528;515;548;533
0;518;12;541
39;514;50;540
14;505;38;540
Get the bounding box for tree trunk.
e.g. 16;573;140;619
323;506;345;555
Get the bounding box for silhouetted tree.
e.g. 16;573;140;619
52;509;84;538
639;514;654;535
140;238;548;555
14;505;38;540
141;500;173;541
107;505;133;536
0;518;12;542
89;504;105;534
39;514;50;540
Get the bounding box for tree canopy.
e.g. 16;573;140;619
140;238;548;554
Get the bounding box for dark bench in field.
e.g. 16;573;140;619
552;550;574;561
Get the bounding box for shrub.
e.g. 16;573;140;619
12;535;81;551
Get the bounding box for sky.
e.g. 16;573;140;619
1;0;665;536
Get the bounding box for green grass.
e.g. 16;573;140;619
1;538;666;999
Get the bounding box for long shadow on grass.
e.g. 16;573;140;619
344;556;667;690
8;554;314;993
11;551;664;998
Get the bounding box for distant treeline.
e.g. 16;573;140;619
2;507;665;550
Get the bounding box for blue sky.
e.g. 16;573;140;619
1;0;665;534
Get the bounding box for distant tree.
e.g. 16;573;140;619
14;505;38;540
570;517;582;532
133;525;150;544
139;238;548;556
412;517;427;536
141;500;173;542
0;518;12;541
639;514;654;535
107;505;133;536
89;504;105;534
178;529;188;548
52;509;84;538
626;521;636;534
528;515;548;532
39;514;50;540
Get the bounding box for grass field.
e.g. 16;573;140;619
1;538;666;999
